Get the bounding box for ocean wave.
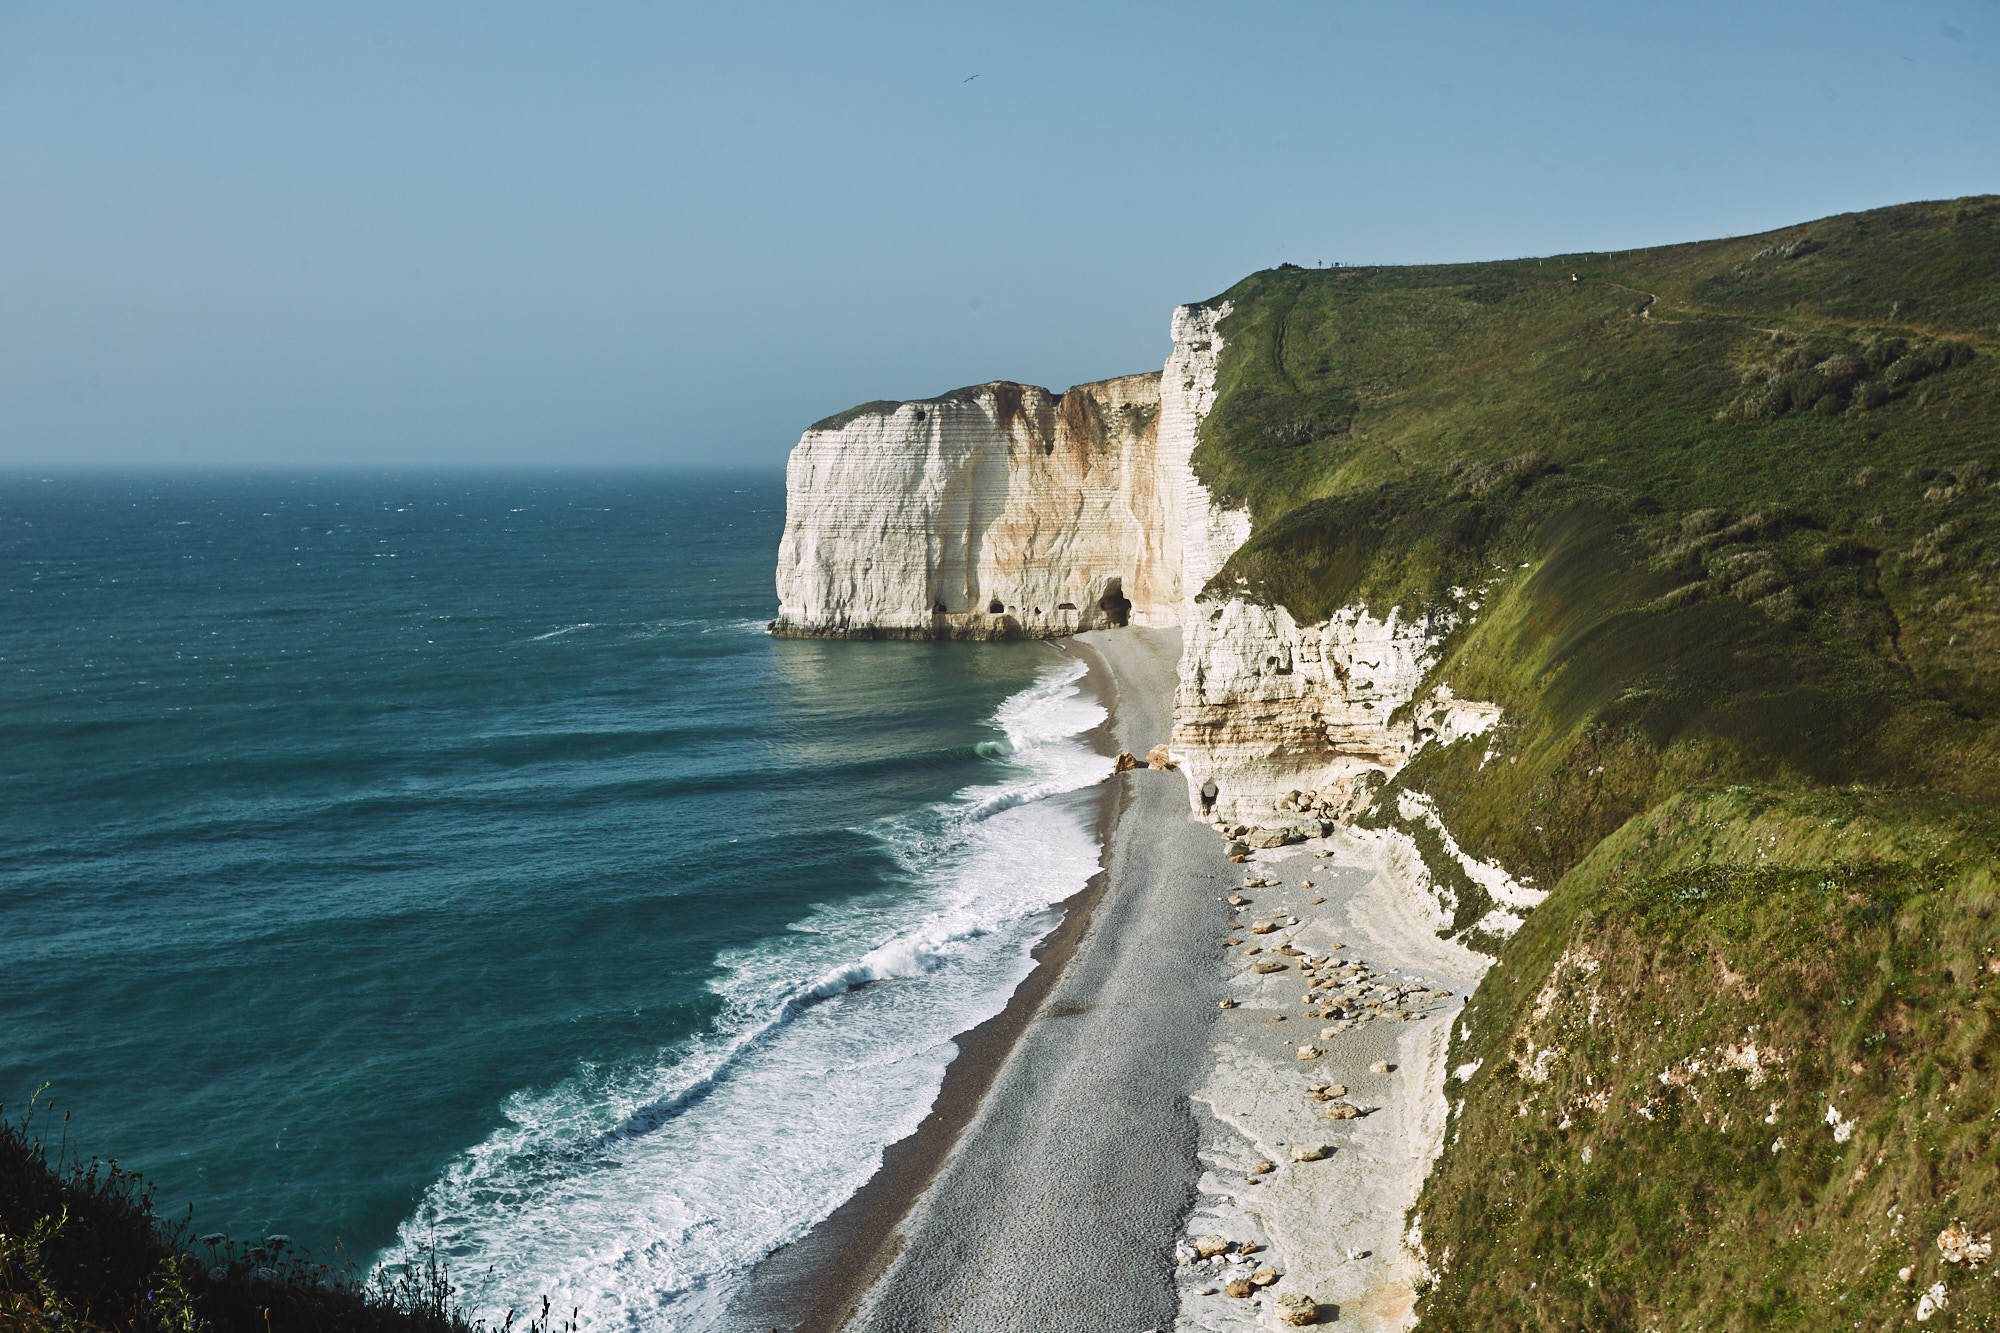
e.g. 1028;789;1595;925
526;615;767;644
381;658;1109;1330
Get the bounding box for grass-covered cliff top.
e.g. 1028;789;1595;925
806;371;1160;433
1191;197;2000;1329
1200;195;2000;815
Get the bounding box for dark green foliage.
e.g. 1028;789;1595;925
807;400;904;432
0;1101;565;1333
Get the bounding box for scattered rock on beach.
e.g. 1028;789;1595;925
1320;1101;1361;1120
1225;840;1250;859
1224;1277;1255;1298
1194;1235;1231;1260
1253;960;1288;973
1251;1160;1275;1175
1277;1291;1321;1325
1371;1060;1395;1074
1251;1267;1279;1286
1146;744;1176;770
1228;894;1247;906
1218;998;1237;1009
1295;1045;1323;1060
1112;751;1142;774
1291;1143;1330;1161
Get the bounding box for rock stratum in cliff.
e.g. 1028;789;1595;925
778;197;2000;1330
772;373;1173;639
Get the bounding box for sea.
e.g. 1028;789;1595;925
0;471;1110;1328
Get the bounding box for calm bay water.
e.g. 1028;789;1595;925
0;471;1106;1327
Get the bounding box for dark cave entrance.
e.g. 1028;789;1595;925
1098;578;1131;628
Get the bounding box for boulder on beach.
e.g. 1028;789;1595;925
1145;744;1177;770
1277;1291;1321;1325
1194;1234;1231;1260
1111;751;1142;774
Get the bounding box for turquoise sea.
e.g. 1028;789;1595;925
0;472;1109;1328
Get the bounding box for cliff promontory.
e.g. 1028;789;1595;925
776;196;2000;1330
772;373;1174;639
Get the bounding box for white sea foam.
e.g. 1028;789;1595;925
380;659;1107;1330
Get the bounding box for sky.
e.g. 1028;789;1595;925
2;1;1996;470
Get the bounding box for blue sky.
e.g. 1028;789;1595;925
3;1;1995;469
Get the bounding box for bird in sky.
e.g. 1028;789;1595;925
963;73;980;82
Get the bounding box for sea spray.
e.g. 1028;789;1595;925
380;657;1108;1330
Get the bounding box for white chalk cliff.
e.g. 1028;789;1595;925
773;304;1501;827
773;374;1171;639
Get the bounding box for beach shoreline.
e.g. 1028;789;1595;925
729;624;1491;1332
728;627;1218;1331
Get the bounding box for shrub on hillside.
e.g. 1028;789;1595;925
0;1097;558;1333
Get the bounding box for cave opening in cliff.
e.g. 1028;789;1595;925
988;598;1004;614
1098;578;1131;628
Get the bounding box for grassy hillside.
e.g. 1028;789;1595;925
1190;197;2000;1329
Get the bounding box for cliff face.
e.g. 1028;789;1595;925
1172;599;1457;825
1154;302;1248;625
772;373;1171;639
773;307;1465;828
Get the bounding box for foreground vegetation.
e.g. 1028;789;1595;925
0;1098;560;1333
1191;197;2000;1328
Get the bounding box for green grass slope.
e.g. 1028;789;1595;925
1189;197;2000;1329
